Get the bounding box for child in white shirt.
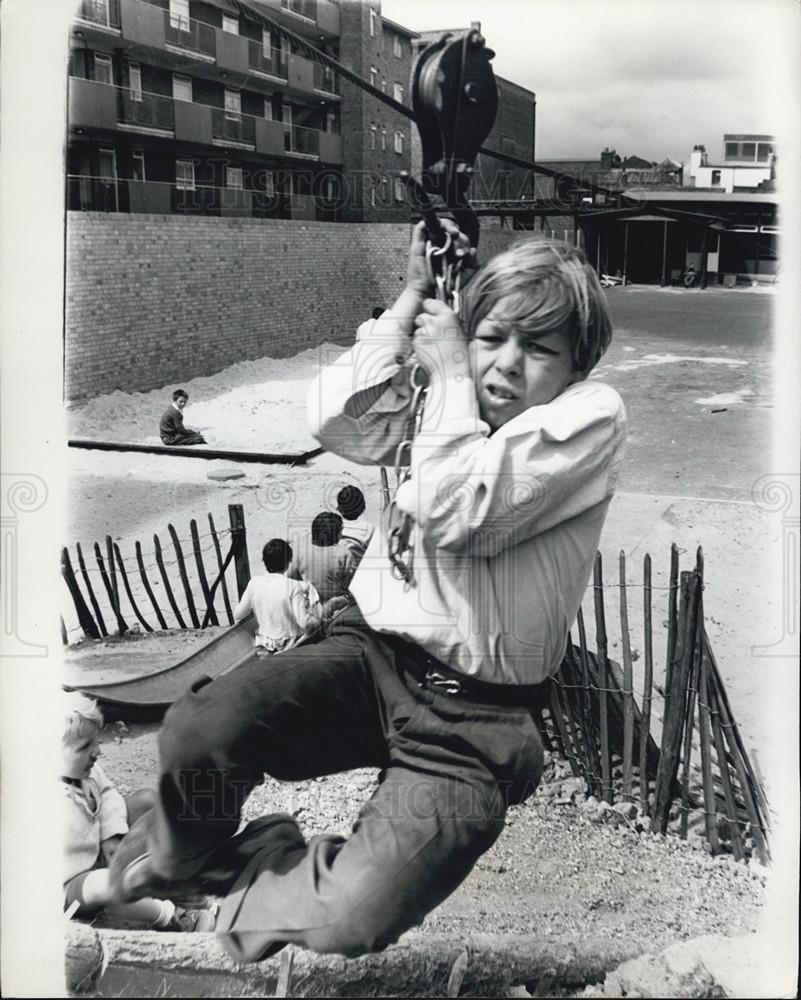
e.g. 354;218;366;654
234;538;322;654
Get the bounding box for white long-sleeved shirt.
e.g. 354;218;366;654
63;762;129;885
308;310;626;685
234;574;321;652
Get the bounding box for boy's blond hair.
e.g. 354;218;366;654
63;691;103;743
462;239;613;375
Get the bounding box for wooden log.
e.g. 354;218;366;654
106;535;127;635
95;928;637;998
208;512;234;625
154;533;186;629
592;552;613;804
168;524;200;628
65;920;106;996
113;543;153;632
640;553;654;816
136;541;168;630
94;541;128;635
707;667;745;861
229;503;251;599
619;551;635;801
76;541;108;637
69;437;323;465
576;607;602;798
61;547;100;639
190;519;218;627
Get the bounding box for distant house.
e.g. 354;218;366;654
686;135;775;194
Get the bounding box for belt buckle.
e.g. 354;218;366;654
425;670;462;696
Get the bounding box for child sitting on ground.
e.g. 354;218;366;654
335;485;374;562
234;538;322;654
159;389;206;446
62;692;214;931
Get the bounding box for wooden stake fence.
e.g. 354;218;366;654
62;503;251;642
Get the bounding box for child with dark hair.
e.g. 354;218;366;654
234;538;321;654
290;512;357;610
336;485;374;558
159;389;206;446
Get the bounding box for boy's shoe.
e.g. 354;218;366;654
162;906;217;933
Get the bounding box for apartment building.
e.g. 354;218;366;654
686;135;776;193
68;0;347;220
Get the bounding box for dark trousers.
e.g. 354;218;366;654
142;607;544;961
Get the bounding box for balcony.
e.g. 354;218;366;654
118;90;175;132
285;123;319;157
253;0;339;39
313;62;338;95
211;109;256;148
163;10;215;59
76;0;121;29
248;40;288;80
66;175;341;220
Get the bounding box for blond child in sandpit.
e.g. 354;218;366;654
62;692;214;931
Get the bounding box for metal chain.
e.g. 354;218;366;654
386;237;464;587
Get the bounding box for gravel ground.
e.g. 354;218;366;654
98;717;766;974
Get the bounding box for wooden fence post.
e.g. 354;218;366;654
61;548;100;639
229;503;251;599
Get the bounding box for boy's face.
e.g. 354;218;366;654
175;396;188;410
470;305;579;431
62;722;101;780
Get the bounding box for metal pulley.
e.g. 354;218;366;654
408;28;498;248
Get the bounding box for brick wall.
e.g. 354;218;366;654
64;213;523;401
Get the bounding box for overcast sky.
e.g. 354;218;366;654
381;0;799;165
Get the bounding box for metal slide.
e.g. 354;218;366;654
63;615;259;714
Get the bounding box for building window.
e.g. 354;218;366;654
225;88;241;120
128;62;142;101
381;77;387;93
370;124;377;150
169;0;190;31
740;142;756;160
393;83;403;103
711;169;721;185
370;177;376;207
264;97;274;120
369;66;378;88
172;73;192;103
394;130;403;154
132;149;146;181
393;35;402;58
326;110;339;134
222;14;239;34
381;127;387;151
500;136;518;155
381;175;388;202
394;177;404;202
369;7;377;36
226;166;243;189
176;159;195;190
724;142;738;160
94;53;113;85
757;142;773;162
263;170;275;197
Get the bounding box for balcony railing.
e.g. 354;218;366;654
211;108;256;145
119;90;175;131
77;0;121;29
285;123;320;156
247;39;289;79
313;62;338;94
65;175;340;220
163;10;216;58
281;0;317;22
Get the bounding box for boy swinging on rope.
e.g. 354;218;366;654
109;221;626;962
